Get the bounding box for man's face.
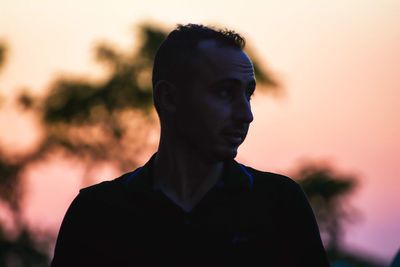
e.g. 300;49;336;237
173;40;256;162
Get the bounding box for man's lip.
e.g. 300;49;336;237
223;135;243;144
221;131;246;143
222;130;246;138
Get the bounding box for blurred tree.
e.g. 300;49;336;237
0;23;279;265
0;42;6;106
0;41;6;70
294;162;357;250
0;41;50;267
292;162;385;267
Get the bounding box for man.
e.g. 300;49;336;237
51;24;330;266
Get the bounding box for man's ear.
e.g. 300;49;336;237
154;80;179;114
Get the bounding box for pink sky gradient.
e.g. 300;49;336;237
1;0;399;262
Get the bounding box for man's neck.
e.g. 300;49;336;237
152;138;224;212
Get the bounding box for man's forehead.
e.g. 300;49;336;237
197;40;252;64
194;40;255;82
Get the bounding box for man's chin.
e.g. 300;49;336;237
214;148;238;161
197;146;238;163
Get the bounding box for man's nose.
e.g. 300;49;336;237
233;97;254;124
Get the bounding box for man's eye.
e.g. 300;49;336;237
218;88;232;98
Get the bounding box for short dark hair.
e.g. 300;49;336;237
152;24;246;116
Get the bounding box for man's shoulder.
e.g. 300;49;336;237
240;164;311;214
77;172;132;202
240;163;301;192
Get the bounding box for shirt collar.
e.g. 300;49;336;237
124;152;253;193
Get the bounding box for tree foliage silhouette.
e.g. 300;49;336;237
292;163;387;266
0;42;6;105
294;162;358;250
0;41;50;267
0;42;5;70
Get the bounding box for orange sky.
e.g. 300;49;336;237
1;0;399;262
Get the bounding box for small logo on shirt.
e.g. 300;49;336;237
231;232;251;245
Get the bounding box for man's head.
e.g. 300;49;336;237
152;24;256;162
153;25;244;90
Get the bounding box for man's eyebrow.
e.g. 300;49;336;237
210;78;256;89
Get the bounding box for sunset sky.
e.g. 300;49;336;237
1;0;399;262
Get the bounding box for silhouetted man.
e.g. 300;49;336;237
51;24;330;267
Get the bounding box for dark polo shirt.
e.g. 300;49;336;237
51;153;329;267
